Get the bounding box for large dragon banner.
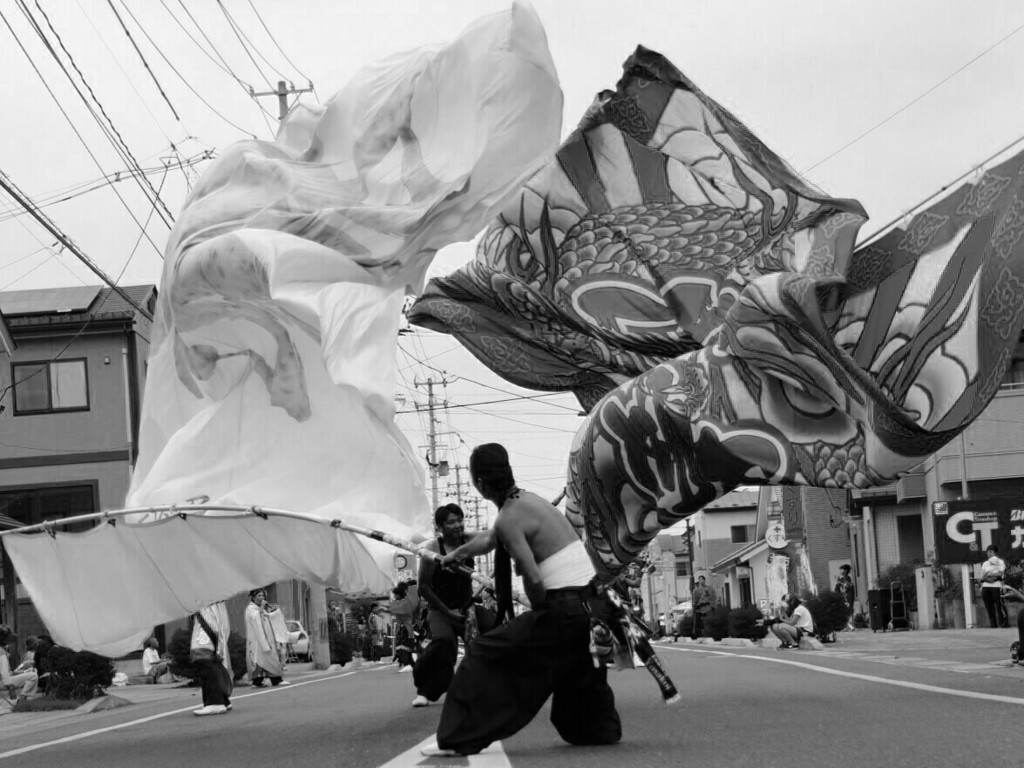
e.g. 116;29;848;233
409;46;1024;577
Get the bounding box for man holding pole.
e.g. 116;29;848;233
410;503;482;707
421;443;621;757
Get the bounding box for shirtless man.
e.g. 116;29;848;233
421;443;621;757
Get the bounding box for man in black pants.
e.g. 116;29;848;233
422;443;621;757
410;503;482;707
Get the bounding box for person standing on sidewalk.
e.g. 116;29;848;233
980;546;1009;628
245;588;289;687
190;602;233;716
835;564;857;631
690;576;715;639
410;503;480;708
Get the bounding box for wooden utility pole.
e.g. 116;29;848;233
414;377;447;511
251;80;314;120
425;378;440;511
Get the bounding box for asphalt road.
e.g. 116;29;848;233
3;642;1023;767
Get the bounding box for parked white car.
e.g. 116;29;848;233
286;620;310;661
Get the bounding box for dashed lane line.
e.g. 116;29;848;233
377;736;510;768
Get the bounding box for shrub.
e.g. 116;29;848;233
168;627;247;682
804;590;850;640
933;565;962;599
727;607;769;640
675;614;693;638
330;628;354;666
1006;561;1024;591
702;605;730;641
876;562;922;611
44;647;115;701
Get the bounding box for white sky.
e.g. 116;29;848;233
2;0;1024;517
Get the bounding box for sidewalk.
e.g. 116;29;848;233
660;625;1021;669
0;661;329;743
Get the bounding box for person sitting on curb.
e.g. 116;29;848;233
759;594;815;649
0;625;38;704
142;637;171;683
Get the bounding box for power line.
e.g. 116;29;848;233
804;18;1024;174
215;0;273;86
1;5;170;259
857;133;1024;248
105;0;179;121
0;152;211;223
27;0;176;226
132;0;261;137
245;0;312;86
73;0;179;147
0;168;154;322
168;0;251;87
167;0;273;130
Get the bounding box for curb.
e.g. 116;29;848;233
76;695;133;713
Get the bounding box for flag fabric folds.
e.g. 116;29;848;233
408;45;867;410
409;47;1024;577
3;1;563;655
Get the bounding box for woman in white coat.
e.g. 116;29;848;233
245;588;287;687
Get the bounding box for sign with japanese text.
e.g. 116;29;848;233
932;498;1024;563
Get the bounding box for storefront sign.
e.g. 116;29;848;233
932;498;1024;563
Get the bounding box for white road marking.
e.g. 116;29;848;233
0;671;360;761
377;735;510;768
662;646;1024;704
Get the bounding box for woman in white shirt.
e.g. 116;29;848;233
764;594;815;649
980;545;1009;628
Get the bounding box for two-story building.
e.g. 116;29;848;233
644;489;759;626
0;284;154;645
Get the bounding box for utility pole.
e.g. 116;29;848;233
413;376;452;512
425;378;440;511
453;464;464;509
251;80;314;121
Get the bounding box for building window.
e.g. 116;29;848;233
12;359;89;415
731;524;754;544
675;558;691;578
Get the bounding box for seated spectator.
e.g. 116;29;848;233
12;636;37;674
32;635;54;693
142;637;171;683
0;625;38;701
760;594;815;648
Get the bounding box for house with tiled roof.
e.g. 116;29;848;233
0;283;155;642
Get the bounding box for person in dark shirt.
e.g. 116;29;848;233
410;503;485;707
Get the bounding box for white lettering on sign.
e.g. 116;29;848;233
1012;526;1024;550
1012;509;1024;522
945;510;999;550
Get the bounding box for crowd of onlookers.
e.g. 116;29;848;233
0;626;55;705
326;578;429;666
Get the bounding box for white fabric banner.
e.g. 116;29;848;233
4;0;562;656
